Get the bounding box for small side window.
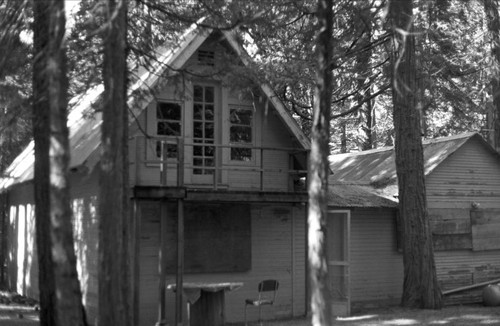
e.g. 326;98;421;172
229;106;253;161
157;102;181;136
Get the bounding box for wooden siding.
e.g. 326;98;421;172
349;208;403;305
435;250;500;304
4;170;101;325
129;39;300;192
426;137;500;303
426;137;500;208
138;201;306;326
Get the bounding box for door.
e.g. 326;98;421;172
192;84;217;183
327;210;350;316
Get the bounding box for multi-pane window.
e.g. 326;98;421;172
229;105;253;161
193;85;215;174
157;102;181;136
155;102;181;159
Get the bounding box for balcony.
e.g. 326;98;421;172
131;136;308;197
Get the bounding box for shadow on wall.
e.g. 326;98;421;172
72;195;99;322
1;193;99;324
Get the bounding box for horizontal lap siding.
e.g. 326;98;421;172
426;138;500;304
350;209;403;304
426;138;500;209
435;250;500;304
138;202;306;326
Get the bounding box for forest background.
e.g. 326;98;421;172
1;0;500;325
1;0;499;173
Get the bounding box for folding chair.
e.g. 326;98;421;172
244;279;279;326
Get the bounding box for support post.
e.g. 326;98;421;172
260;148;264;191
175;199;185;325
132;199;141;326
156;200;168;326
177;137;184;187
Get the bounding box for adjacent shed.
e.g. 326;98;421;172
329;132;500;305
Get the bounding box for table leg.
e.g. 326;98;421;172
190;290;225;326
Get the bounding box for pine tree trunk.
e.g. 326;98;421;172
98;0;130;325
33;1;87;325
387;0;442;309
483;0;500;153
355;6;375;150
308;0;333;325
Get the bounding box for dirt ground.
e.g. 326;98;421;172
0;302;499;325
233;304;500;326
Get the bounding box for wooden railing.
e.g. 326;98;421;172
132;135;308;192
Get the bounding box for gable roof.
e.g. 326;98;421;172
0;24;309;191
327;132;497;207
328;132;498;208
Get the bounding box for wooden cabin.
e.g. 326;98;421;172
329;132;500;307
0;25;310;325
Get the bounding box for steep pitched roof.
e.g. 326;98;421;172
327;132;496;207
0;24;309;191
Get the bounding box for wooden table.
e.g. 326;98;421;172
167;282;243;326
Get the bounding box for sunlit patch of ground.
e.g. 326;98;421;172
234;304;500;326
0;292;38;325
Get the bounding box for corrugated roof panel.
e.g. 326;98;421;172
329;132;478;186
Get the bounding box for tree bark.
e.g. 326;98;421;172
33;1;87;325
355;5;376;150
308;0;333;325
483;0;500;153
387;0;442;309
98;0;131;325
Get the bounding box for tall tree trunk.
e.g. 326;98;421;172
355;6;376;150
483;0;500;153
98;0;131;325
387;0;442;309
308;0;333;325
33;1;87;325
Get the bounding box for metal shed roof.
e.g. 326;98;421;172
329;132;482;186
327;132;492;208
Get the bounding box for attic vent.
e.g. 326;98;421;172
198;50;215;66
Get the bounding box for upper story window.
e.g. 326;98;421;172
155;102;181;159
157;102;181;136
229;105;253;161
193;85;215;174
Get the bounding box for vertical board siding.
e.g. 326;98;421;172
6;172;101;324
70;170;100;324
138;202;306;326
350;209;403;304
426;138;500;303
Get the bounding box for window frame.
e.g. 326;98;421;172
229;104;254;163
152;100;183;161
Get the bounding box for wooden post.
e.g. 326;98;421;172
260;148;264;191
135;136;141;185
132;199;141;326
161;141;167;186
175;199;185;325
177;138;184;187
157;200;168;326
213;146;218;191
